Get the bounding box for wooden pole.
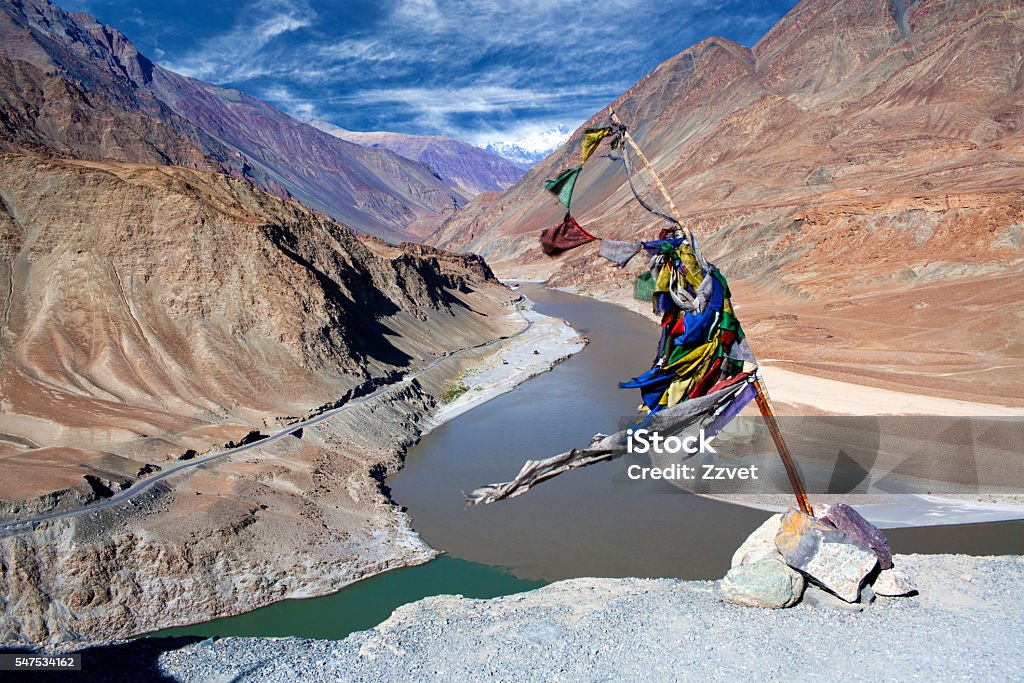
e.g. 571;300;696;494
609;111;686;229
610;110;813;516
753;376;813;516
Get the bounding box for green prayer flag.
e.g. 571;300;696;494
545;165;583;208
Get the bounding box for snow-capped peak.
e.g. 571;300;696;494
479;124;575;168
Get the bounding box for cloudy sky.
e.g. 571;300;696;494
63;0;799;151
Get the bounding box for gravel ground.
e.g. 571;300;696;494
48;553;1020;682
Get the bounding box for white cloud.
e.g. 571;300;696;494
162;0;315;82
393;0;445;31
258;14;309;41
327;84;618;140
129;0;790;142
345;86;580;113
261;85;320;120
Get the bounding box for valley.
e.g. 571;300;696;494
0;0;1022;661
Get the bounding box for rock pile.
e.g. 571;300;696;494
722;504;917;610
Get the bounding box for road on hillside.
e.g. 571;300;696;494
0;299;531;536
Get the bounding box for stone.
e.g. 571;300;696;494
873;567;918;596
721;557;805;609
821;503;893;569
801;585;864;613
774;508;835;556
775;508;879;602
802;583;876;612
731;514;783;567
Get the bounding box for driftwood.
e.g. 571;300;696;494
467;380;752;505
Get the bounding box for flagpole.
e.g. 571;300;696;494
609;110;814;516
753;376;813;515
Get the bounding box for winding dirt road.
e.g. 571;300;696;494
0;298;532;536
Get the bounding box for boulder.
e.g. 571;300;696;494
801;584;864;612
731;514;783;567
873;567;918;596
721;557;805;609
821;503;893;569
801;584;875;612
774;508;837;557
775;509;878;602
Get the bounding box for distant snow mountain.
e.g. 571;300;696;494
482;143;551;169
481;125;575;168
310;120;525;198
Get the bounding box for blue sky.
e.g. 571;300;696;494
63;0;799;150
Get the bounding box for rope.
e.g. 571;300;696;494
607;116;710;273
619;139;678;228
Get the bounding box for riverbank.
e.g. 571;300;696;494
422;299;586;430
529;281;1024;520
115;553;1024;681
541;278;1024;413
0;291;586;649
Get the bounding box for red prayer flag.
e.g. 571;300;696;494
539;213;598;255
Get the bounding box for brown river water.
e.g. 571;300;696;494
389;284;1024;581
156;284;1023;640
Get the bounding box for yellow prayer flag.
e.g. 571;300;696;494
581;127;612;165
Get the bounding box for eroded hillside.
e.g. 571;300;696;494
0;152;519;645
431;0;1024;403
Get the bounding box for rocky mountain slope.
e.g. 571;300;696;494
0;0;463;241
311;120;525;198
431;0;1024;404
0;0;543;648
0;149;520;645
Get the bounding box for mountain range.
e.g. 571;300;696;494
309;119;526;198
0;0;522;644
2;0;1023;647
0;0;521;489
429;0;1024;405
432;0;1024;274
0;0;517;242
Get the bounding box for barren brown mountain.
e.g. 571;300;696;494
432;0;1024;405
310;119;527;198
0;0;540;647
0;0;469;241
0;150;523;644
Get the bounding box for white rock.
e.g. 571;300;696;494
797;540;878;602
731;514;782;568
873;567;918;596
775;509;878;602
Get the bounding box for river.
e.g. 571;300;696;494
155;284;1024;640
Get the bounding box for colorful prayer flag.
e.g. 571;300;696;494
539;213;598;255
544;165;583;208
581;127;612;165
